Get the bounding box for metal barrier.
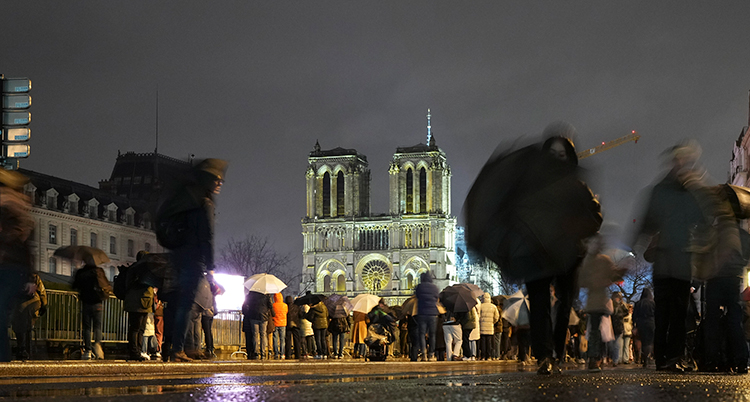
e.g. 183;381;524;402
26;290;244;349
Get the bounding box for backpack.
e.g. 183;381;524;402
113;265;129;300
155;211;189;249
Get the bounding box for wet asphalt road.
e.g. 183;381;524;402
2;359;750;402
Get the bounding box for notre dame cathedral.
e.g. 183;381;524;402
300;112;457;304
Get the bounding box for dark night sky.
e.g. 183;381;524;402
2;1;750;270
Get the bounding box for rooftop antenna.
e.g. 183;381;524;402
426;108;432;145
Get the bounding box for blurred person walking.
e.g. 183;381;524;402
631;142;706;372
633;288;655;366
156;159;227;362
465;122;602;375
0;169;37;362
72;256;113;360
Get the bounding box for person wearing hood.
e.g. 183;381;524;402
271;293;288;359
242;289;273;360
632;288;655;367
479;292;500;361
157;159;227;362
415;271;440;361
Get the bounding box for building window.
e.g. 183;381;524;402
336;171;345;217
145;242;151;252
322;172;331;217
69;198;78;214
90;232;98;248
70;228;78;246
123;176;131;185
406;168;414;213
127;239;134;257
110;236;117;255
336;275;346;292
144;175;152;184
48;224;57;244
419;167;427;213
323;275;332;292
126;213;134;226
133;176;142;185
49;257;57;274
109;209;116;222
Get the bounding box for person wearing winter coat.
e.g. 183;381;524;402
328;314;349;359
242;290;273;360
285;296;303;359
306;300;329;358
11;273;46;361
301;304;315;357
461;302;480;360
124;281;154;361
351;311;369;358
72;259;113;360
479;293;500;360
632;288;655;367
271;293;288;359
414;272;440;361
610;292;628;367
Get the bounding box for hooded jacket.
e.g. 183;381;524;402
632;288;655;329
285;296;302;328
272;293;288;327
415;272;440;316
479;293;500;335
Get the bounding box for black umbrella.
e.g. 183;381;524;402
294;292;326;306
463;143;601;283
456;283;484;298
439;284;479;313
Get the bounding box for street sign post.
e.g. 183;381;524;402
1;74;32;169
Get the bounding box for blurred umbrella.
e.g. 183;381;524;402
399;296;418;319
325;294;353;318
439;284;478;313
502;289;530;326
54;245;109;266
456;283;484;298
127;253;171;289
294;292;326;306
399;296;446;319
351;293;380;314
464;144;601;283
243;273;287;294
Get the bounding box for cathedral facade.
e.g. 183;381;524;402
301;129;457;304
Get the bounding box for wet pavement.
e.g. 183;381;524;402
2;359;750;401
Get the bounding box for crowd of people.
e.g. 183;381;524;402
3;123;750;378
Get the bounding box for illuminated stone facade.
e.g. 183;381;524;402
301;137;457;305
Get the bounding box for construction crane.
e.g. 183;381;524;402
577;131;641;160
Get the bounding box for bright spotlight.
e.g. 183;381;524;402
213;273;246;312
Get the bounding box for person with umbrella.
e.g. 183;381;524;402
415;272;440;362
156;158;227;362
465;122;602;374
242;289;273;360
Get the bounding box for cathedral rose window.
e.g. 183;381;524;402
361;260;390;291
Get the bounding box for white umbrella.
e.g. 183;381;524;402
502;289;530;326
351;293;380;314
243;273;287;294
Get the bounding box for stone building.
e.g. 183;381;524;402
301;114;457;304
18;151;191;285
19;169;162;283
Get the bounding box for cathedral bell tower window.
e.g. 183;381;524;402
419;167;427;213
322;172;331;217
406;168;414;213
336;171;345;217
